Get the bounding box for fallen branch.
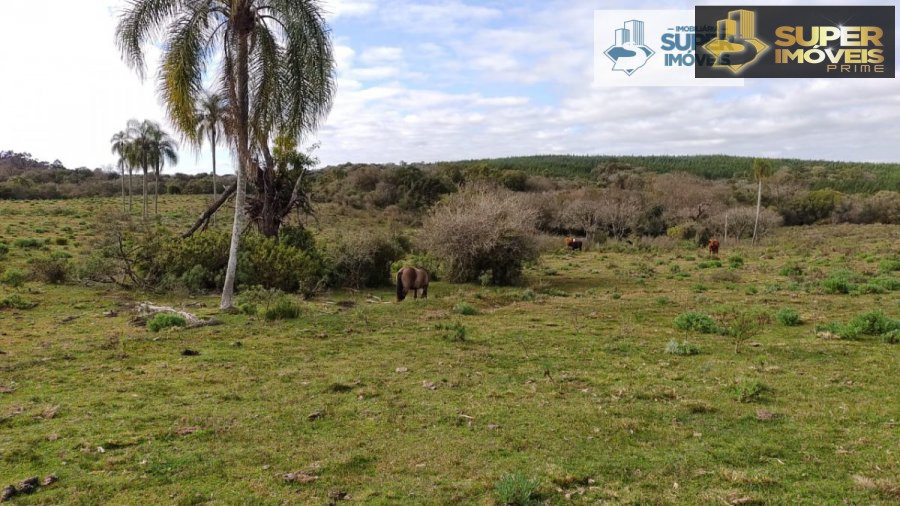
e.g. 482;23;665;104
182;184;237;238
135;303;222;328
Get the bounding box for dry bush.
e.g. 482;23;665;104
650;173;730;223
420;184;538;285
708;206;783;240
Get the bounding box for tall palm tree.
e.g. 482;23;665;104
195;91;229;207
117;0;336;309
110;130;133;213
751;158;774;245
126;119;153;220
145;123;179;216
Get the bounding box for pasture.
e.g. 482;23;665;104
1;196;898;504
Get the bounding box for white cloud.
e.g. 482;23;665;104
322;0;377;20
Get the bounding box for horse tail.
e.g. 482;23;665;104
396;269;405;302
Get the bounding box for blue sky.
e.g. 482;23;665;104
0;0;897;174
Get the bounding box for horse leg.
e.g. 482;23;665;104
414;288;418;300
422;286;428;299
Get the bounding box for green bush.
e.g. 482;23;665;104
822;270;859;294
779;262;804;277
147;314;187;332
879;257;900;273
665;340;700;356
674;312;719;334
495;472;540;506
14;238;42;249
454;302;478;316
0;294;37;310
697;260;722;269
883;329;900;344
733;380;768;403
1;268;27;288
435;322;467;342
516;289;537;302
776;308;802;326
845;311;900;336
728;255;744;269
263;297;302;321
279;225;316;251
54;237;69;246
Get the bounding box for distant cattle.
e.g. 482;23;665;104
565;237;583;251
397;267;430;301
708;239;720;256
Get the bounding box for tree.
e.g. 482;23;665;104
194;91;229;208
110;129;134;213
117;0;336;309
145;123;179;216
125;119;152;220
751;158;774;245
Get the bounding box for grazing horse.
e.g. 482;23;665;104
565;237;583;251
397;267;430;301
708;239;720;257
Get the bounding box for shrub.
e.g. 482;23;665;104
779;262;804;277
516;289;537;302
263;297;302;321
328;230;407;289
435;322;467;342
674;312;719;334
54;237;69;246
0;294;37;310
733;380;768;403
845;311;900;337
665;340;700;356
421;185;538;285
721;310;763;353
697;260;722;269
14;238;42;249
776;308;802;326
28;255;69;284
495;472;539;506
1;268;27;288
0;242;8;260
822;270;859;294
454;302;478;316
879;257;900;273
147;314;187;332
728;255;744;269
883;329;900;344
279;225;316;251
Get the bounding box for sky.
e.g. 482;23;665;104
0;0;898;175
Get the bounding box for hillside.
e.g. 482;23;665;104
433;155;900;193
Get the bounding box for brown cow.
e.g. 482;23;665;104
565;237;583;251
708;239;720;256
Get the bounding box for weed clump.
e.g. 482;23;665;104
665;340;700;356
728;255;744;269
495;472;540;506
674;312;719;334
147;314;187;332
13;238;42;249
1;268;27;288
733;380;768;403
435;322;467;342
454;302;478;316
0;294;38;310
776;308;802;326
816;311;900;342
779;262;804;277
263;298;302;321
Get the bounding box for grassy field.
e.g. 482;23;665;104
1;196;899;505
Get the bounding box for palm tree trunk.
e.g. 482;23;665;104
142;166;148;221
154;163;160;216
121;165;126;213
128;168;133;213
221;31;251;310
752;180;762;245
211;133;217;225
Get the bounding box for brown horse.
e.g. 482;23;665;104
397;267;430;301
708;239;720;256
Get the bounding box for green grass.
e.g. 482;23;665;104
0;196;898;504
147;314;188;332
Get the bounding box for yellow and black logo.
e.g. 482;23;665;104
702;10;769;74
695;6;894;79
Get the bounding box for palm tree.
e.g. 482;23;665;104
751;158;774;245
195;91;229;208
110;130;133;213
126;119;152;220
117;0;336;309
146;123;179;216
